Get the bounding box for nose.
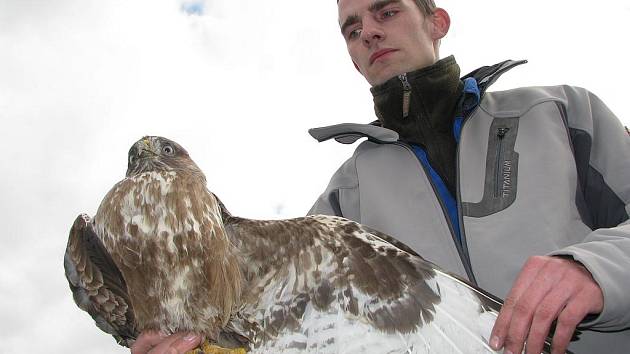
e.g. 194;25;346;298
360;18;385;47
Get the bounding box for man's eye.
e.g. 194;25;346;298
381;9;397;19
348;28;362;40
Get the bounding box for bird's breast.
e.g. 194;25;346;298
92;171;230;333
95;171;217;248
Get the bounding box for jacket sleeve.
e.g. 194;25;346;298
548;86;630;331
308;152;361;223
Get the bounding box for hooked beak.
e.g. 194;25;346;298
137;137;159;159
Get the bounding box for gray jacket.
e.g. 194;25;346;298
308;64;630;353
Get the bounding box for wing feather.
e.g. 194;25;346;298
221;212;562;353
64;214;137;347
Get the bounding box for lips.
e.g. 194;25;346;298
369;49;398;65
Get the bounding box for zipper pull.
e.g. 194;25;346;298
497;127;509;138
398;73;411;119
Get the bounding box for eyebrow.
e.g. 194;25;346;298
340;0;401;35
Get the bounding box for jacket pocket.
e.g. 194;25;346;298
463;117;520;217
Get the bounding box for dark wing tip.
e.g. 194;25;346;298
64;213;138;346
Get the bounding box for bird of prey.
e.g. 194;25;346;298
64;136;556;353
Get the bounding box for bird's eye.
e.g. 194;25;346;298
129;155;137;164
162;145;174;155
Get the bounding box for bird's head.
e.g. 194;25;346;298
126;136;205;181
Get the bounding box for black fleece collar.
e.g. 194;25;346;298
370;55;463;144
308;58;527;146
367;56;462;195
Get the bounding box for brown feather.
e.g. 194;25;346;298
66;136;510;353
64;214;137;346
66;137;243;346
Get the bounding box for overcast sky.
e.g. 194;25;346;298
0;0;628;353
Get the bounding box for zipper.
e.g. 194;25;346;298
399;142;477;284
398;73;411;119
494;127;509;198
455;119;478;286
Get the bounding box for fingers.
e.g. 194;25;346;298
506;263;574;354
155;333;202;354
131;331;169;354
490;256;604;354
525;279;573;354
490;256;548;351
550;291;596;354
550;306;583;354
131;331;202;354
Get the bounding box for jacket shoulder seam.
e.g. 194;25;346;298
480;91;566;118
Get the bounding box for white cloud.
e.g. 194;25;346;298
0;0;627;352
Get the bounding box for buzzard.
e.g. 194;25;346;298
64;136;555;353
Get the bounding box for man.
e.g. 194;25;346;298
133;0;630;353
308;0;630;353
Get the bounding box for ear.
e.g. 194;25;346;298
352;60;362;74
429;8;450;40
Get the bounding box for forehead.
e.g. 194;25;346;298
337;0;413;19
338;0;370;18
338;0;408;24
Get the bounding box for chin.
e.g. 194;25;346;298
367;71;402;86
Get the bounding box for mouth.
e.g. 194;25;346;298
369;49;398;65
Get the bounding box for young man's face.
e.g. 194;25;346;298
338;0;444;86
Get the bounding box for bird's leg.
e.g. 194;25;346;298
185;339;247;354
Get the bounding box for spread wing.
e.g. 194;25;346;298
64;214;138;347
360;224;574;354
221;210;554;354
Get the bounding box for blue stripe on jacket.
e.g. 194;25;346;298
410;77;480;245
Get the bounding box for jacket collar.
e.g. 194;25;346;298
370;56;462;144
309;58;527;144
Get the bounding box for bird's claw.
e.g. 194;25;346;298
186;339;247;354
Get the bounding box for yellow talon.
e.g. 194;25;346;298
185;340;247;354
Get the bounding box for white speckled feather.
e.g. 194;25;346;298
66;137;552;353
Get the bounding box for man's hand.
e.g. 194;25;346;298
489;256;603;354
131;331;201;354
